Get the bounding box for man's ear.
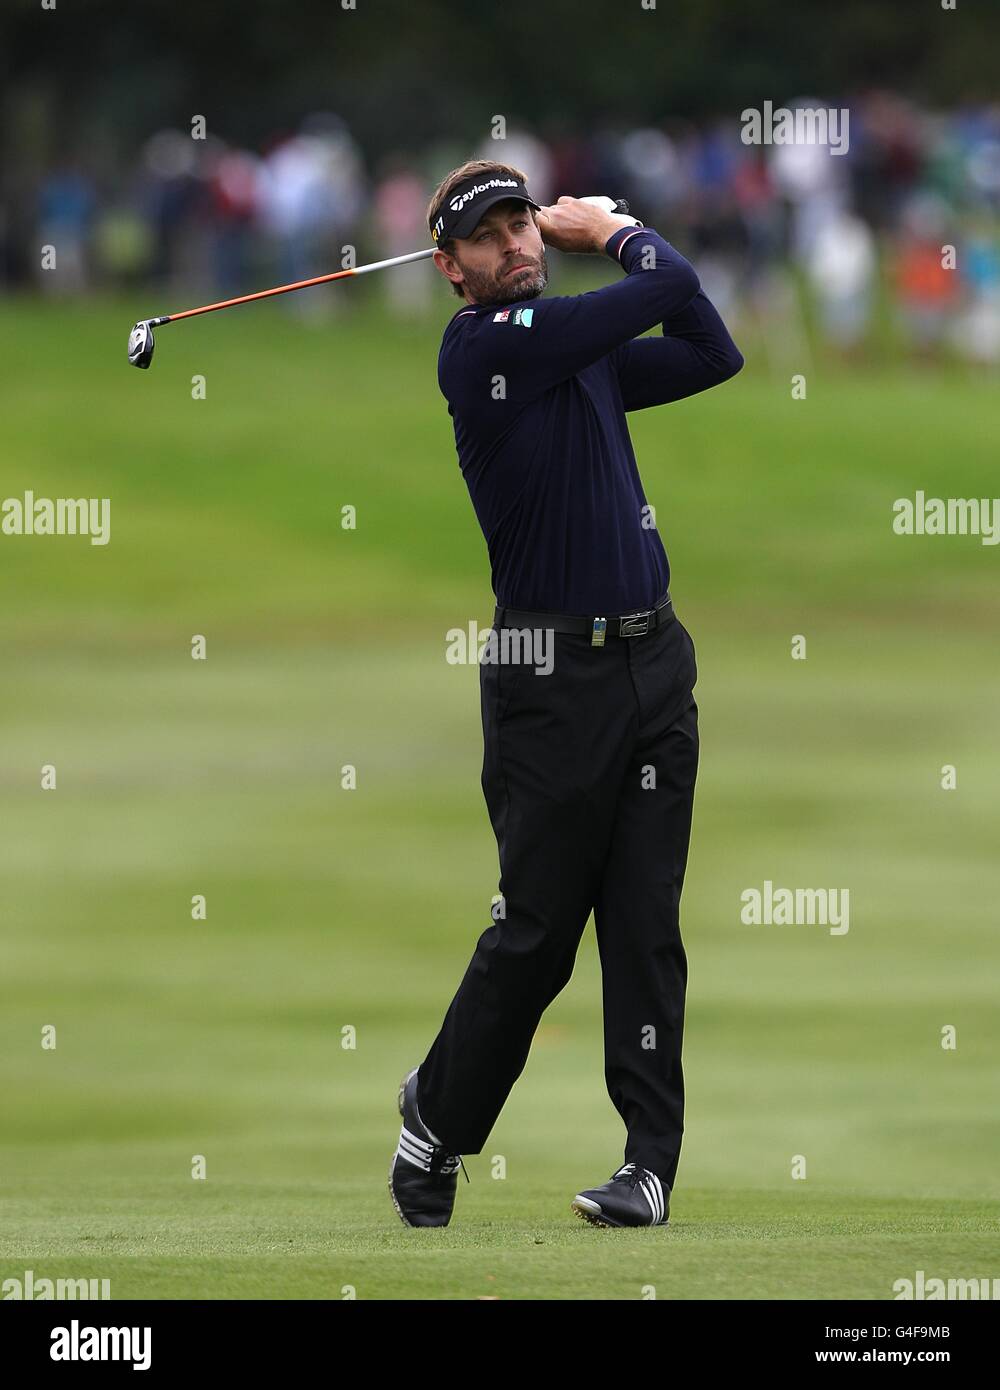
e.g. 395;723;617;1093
433;246;464;293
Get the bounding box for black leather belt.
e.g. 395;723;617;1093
493;592;674;648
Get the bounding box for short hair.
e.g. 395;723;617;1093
427;158;536;298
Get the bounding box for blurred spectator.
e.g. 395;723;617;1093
206;143;261;292
37;167;95;293
852;91;925;231
475;129;554;205
892;192;961;352
373;158;432;317
617;127;682;226
768;96;850;264
140;128;206;289
257;114;365;316
93;207;153;284
806;211;877;351
950;220;1000;363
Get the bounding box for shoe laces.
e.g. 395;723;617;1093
433;1149;470;1184
611;1162;644;1190
417;1098;470;1184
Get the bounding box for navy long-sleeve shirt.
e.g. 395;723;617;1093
437;224;743;615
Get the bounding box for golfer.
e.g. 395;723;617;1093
390;159;743;1228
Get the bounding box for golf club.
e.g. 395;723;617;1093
127;197;638;368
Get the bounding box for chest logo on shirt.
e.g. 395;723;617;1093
492;307;534;327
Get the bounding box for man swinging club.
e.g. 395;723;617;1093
389;159;743;1229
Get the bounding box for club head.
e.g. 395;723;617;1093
127;320;155;369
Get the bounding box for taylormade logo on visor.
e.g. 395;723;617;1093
448;178;519;213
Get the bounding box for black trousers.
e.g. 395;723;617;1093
418;603;699;1189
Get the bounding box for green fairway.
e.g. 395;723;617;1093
1;298;998;1299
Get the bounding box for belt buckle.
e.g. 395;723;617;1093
618;610;652;638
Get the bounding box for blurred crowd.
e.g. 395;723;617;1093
9;95;1000;361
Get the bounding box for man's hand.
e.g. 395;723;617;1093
536;196;636;254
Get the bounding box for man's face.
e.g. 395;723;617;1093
435;199;548;306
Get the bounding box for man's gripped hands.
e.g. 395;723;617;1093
535;196;638;255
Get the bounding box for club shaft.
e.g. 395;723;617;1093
160;247;436;324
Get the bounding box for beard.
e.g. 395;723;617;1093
459;249;549;307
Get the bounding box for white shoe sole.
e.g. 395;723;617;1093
571;1195;669;1229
